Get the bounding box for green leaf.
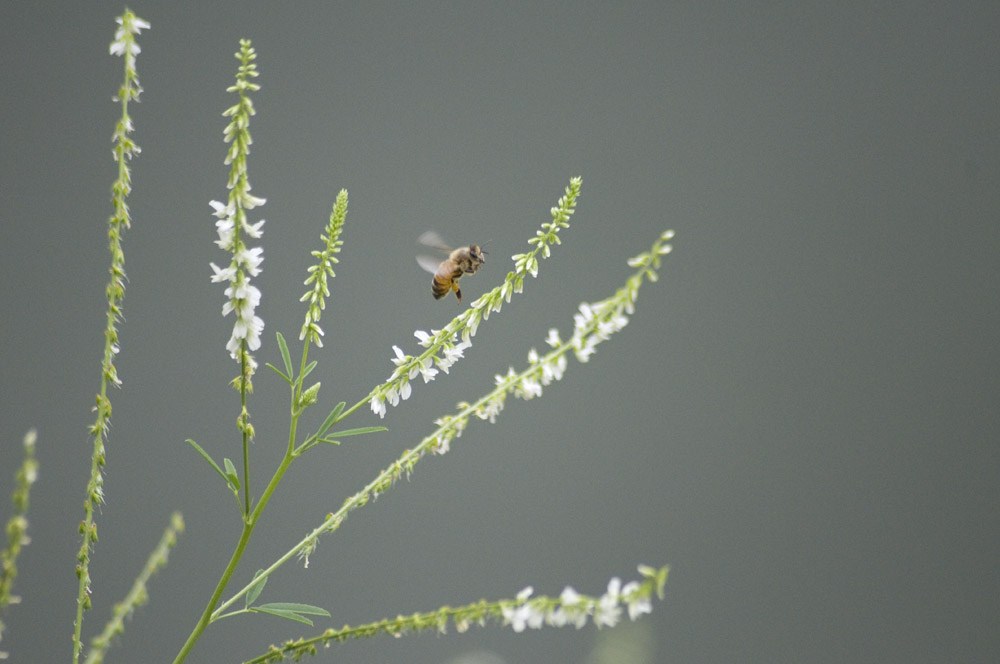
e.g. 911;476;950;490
316;439;340;446
265;362;292;384
327;426;387;438
251;607;315;625
302;360;318;380
276;331;293;377
246;570;267;608
186;439;229;486
223;457;240;491
316;402;346;438
250;602;330;626
256;602;330;616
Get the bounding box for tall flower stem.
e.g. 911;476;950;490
72;12;149;663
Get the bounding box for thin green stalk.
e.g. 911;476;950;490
84;512;184;664
172;452;294;663
242;353;252;516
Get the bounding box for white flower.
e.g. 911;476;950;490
371;395;386;418
236;245;264;276
209;263;237;283
504;604;531;633
560;586;581;605
461;311;480;342
593;577;622;628
110;16;145;56
545;328;561;348
241;193;267;209
517;375;543;400
596;319;617;340
501;280;513;303
435;431;452;454
540;355;566;385
477;395;504;423
385;385;400;408
525;603;545;630
230;314;263;352
391;345;407;366
437;338;471;373
572;335;598;363
417;359;439;383
622;580;652;620
209;200;234;218
413;329;433;347
551;586;588;629
503;587;542;633
212;211;236;249
244;218;266;239
573;303;595;331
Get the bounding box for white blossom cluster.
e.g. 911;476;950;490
245;564;667;659
209;198;266;365
370;330;472;418
109;11;150;77
109;12;148;168
500;566;666;634
208;41;266;371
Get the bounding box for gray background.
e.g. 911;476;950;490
2;2;998;663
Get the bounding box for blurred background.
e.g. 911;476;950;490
1;2;998;662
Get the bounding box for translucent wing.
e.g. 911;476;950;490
418;231;452;252
416;255;442;275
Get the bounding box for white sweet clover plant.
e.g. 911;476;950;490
0;11;676;664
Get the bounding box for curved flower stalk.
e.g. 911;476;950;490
73;11;150;664
212;228;675;616
243;565;669;663
367;177;582;419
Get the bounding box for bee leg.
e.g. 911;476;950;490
454;283;462;303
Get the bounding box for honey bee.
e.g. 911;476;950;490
416;231;486;303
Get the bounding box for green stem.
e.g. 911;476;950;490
241;353;251;517
172;452;295;663
334;391;376;424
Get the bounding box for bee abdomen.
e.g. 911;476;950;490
431;275;450;299
431;265;463;299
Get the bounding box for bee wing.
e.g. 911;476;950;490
418;231;453;252
416;255;442;275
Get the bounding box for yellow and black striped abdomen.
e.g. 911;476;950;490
431;262;464;300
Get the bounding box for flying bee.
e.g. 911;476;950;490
416;231;486;303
